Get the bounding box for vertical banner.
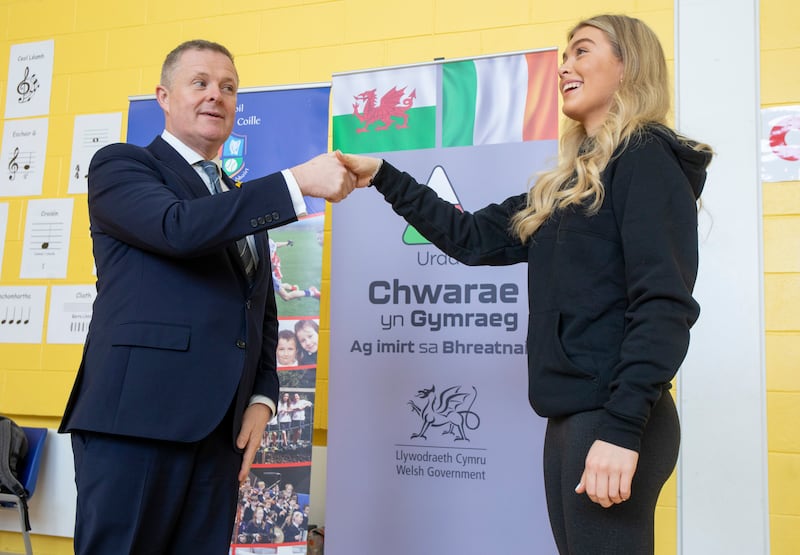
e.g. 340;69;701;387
327;51;560;554
127;85;329;553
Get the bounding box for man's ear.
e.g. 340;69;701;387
155;84;169;111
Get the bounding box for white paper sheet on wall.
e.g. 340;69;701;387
1;117;49;196
4;39;54;119
0;203;8;280
47;284;95;344
0;286;47;343
20;197;74;279
68;112;123;194
761;105;800;182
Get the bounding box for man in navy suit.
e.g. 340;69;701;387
59;39;356;554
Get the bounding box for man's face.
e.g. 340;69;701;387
156;48;238;159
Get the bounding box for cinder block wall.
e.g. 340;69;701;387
0;1;796;553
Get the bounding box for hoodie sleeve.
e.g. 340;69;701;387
597;134;702;452
372;162;529;266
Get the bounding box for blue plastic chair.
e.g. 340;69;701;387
0;427;47;555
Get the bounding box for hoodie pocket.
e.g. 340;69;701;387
528;310;599;416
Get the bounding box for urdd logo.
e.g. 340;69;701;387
408;385;480;442
402;165;464;246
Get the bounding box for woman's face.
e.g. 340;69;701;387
297;326;318;353
559;25;624;135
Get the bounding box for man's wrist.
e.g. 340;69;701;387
281;169;307;217
248;395;276;418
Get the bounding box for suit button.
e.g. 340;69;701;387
246;300;252;309
264;214;273;223
249;218;258;228
257;216;266;225
271;211;279;220
236;339;246;349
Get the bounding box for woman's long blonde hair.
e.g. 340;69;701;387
511;14;708;242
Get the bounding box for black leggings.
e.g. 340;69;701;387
543;392;680;555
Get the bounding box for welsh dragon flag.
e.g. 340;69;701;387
332;65;437;154
332;49;557;153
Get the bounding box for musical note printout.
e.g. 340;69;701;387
68;113;123;194
47;285;95;344
4;40;54;119
1;117;49;196
0;286;47;344
20;198;74;279
0;203;8;279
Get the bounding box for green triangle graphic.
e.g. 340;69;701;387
401;165;462;246
403;225;429;245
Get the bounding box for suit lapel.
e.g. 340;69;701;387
148;136;253;289
147;136;211;200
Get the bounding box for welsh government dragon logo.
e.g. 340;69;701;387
352;86;417;133
408;385;480;442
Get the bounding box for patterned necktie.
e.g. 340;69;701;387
198;161;257;283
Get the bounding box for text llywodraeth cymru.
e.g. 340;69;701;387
395;449;487;481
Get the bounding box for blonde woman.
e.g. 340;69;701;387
340;14;713;554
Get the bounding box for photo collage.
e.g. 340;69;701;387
230;213;323;552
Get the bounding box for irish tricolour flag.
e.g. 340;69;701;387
332;65;437;154
442;50;558;147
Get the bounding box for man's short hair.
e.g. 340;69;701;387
160;39;236;87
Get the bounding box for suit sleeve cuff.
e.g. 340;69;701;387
249;395;277;418
281;169;308;217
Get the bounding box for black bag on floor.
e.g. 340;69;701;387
0;415;30;530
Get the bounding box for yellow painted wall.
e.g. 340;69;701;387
0;0;794;553
761;0;800;552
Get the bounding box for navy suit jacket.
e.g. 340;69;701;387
60;136;296;445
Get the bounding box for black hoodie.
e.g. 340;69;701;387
372;124;712;452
